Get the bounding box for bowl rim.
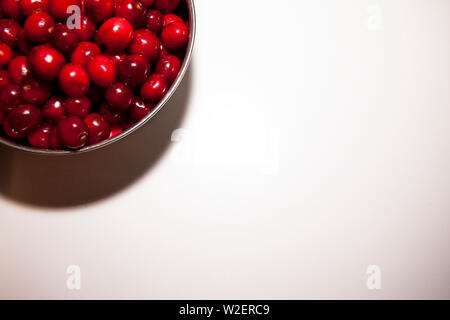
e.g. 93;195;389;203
0;0;196;156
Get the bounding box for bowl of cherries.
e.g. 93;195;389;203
0;0;195;154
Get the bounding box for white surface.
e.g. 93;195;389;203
1;0;450;299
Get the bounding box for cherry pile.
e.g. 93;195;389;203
0;0;189;150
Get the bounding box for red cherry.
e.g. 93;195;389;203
19;0;49;16
20;75;52;105
71;41;101;68
50;23;80;55
153;0;180;14
140;73;168;103
42;96;65;124
155;54;180;84
114;0;146;28
65;96;91;119
117;54;150;87
0;83;22;113
0;69;9;89
59;63;90;97
161;21;188;50
8;55;30;84
84;113;110;145
84;0;114;23
23;11;55;43
104;50;126;65
140;0;154;8
0;42;13;67
159;42;168;58
27;45;65;80
109;123;122;138
77;14;96;41
129;96;152;121
50;126;62;148
47;0;81;22
163;13;183;27
3;117;26;138
100;102;127;124
16;28;33;53
105;83;133;110
87;54;116;88
145;9;163;34
0;18;22;48
2;0;24;21
57;115;88;149
129;28;160;62
97;17;133;51
7;104;42;133
27;122;53;148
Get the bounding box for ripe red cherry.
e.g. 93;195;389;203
0;70;9;88
23;11;54;43
97;17;133;51
48;0;81;21
59;63;90;97
163;13;183;27
0;18;22;48
87;55;116;88
2;0;24;21
20;75;52;105
42;96;65;124
99;102;127;124
155;54;180;84
109;124;122;138
129;97;152;121
85;0;114;23
27;45;65;80
145;9;163;34
117;54;150;87
16;28;33;53
7;104;42;133
114;0;146;28
8;56;30;84
50;23;80;55
104;51;126;65
27;122;53;148
84;113;111;145
71;41;101;68
19;0;49;16
65;96;91;119
0;83;22;113
77;14;96;41
0;42;13;67
105;83;133;110
161;21;188;50
140;73;168;103
50;127;62;148
57;115;88;149
129;29;160;62
3;117;26;138
153;0;180;14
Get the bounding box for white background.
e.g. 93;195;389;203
1;0;449;299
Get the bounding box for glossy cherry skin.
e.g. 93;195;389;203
129;96;152;121
59;63;90;97
155;54;180;84
129;29;160;62
104;51;126;65
27;122;53;148
153;0;180;14
84;113;111;145
0;70;9;89
163;13;183;27
161;21;188;50
65;96;91;119
0;83;22;113
70;41;101;68
23;12;55;43
97;17;134;51
16;28;33;53
0;19;22;48
19;0;49;16
0;42;13;67
85;0;114;23
42;96;65;124
99;102;127;124
87;55;116;88
117;54;150;87
50;127;62;148
20;75;52;105
109;123;122;138
105;83;133;110
114;0;146;28
3;117;26;138
140;73;168;103
2;0;24;20
27;45;65;80
50;23;79;55
56;115;88;149
8;55;30;84
7;104;42;133
48;0;81;21
145;9;163;34
77;14;96;41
